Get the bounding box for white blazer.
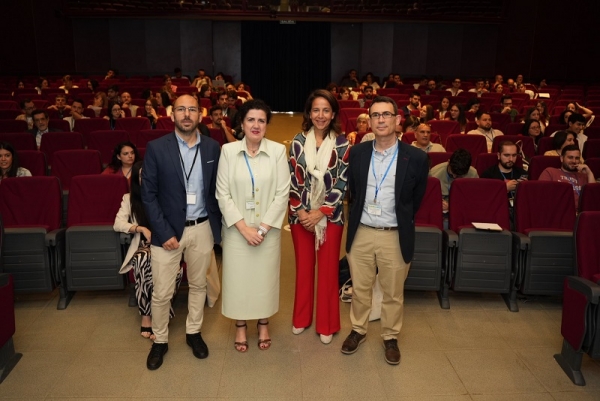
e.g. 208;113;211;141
113;194;141;274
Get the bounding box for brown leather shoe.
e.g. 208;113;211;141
383;339;400;365
341;330;366;354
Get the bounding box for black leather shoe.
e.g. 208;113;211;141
147;342;168;370
341;330;366;355
186;332;209;359
383;339;401;365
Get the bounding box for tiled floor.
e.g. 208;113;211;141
3;114;600;399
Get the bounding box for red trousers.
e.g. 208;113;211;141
291;222;343;336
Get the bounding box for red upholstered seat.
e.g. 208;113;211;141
16;150;46;176
114;117;151;146
339;108;367;134
208;128;225;147
445;134;487;165
537;136;556;155
415;177;443;230
48;119;71;132
338;100;360;109
87;130;130;165
51;149;102;191
527;155;562;180
579;183;600;212
67;175;129;227
583;139;600;159
0;132;36;151
0;120;28;133
428;120;460;147
39;132;84;166
586;157;600;178
428;152;452;168
491;135;536;160
0;100;19;110
515;181;576;233
449;178;510;232
156;116;174;131
137;129;170;148
73;118;110;147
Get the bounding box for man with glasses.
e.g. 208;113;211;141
468;78;489;97
16;99;35;130
447;78;463;96
500;95;518;122
28;109;63;149
142;94;222;370
341;96;428;365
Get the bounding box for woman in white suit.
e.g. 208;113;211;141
216;99;291;352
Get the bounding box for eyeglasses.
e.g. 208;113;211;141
370;112;396;119
174;106;199;114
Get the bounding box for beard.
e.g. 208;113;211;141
562;163;578;172
174;117;197;135
500;160;514;170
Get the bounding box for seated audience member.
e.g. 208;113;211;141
466;98;481;114
325;82;338;96
346;113;369;145
492;74;503;90
107;85;120;104
16;99;35;130
522;119;542;151
104;101;125;129
550;113;587;153
0;142;32;180
58;74;78;94
545;130;576;157
429;148;478;213
120;92;138;117
359;85;376;107
102;141;139;187
517;83;535;99
402;91;421;118
361;72;380;91
468;78;489;97
446;103;468;133
171;67;190;84
113;161;183;340
446;78;463;96
236;82;253;101
47;93;71;119
565;102;594;121
412;123;446;153
28;109;62;149
536;100;549;129
105;69;116;80
425;79;437;95
35;77;49;95
87;79;99;94
500;95;518;122
467;110;504;152
192;68;210;88
402;115;420;135
391;73;403;87
64;99;88;131
494;84;505;94
340;69;360;88
155;92;173;116
162;75;177;100
207;105;237;143
481;141;528;201
420;104;435;123
437;96;450;120
339;87;351;101
506;78;517;92
515;74;524;86
198;84;212;101
523;107;545;134
142;98;160;129
219;90;238;123
88;91;108;117
539;144;595;207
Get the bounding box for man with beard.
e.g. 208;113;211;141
142;94;222;370
401;91;421;119
539;144;595;208
467;110;504;152
207;105;237;143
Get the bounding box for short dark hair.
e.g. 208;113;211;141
498;140;516;154
108;85;119;92
370;95;399;116
364;85;373;91
226;90;237;99
209;105;221;116
568;113;586;124
237;98;272;124
72;98;84;107
55;93;66;100
561;144;580;156
0;141;20;178
448;149;472;177
174;67;182;73
475;109;490;120
552;131;572;150
500;95;512;104
32;109;48;119
411;91;421;98
301;89;341;135
19;98;32;109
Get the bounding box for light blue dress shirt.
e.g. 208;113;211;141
175;131;206;220
360;141;398;228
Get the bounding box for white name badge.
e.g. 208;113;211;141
186;192;197;205
245;199;256;210
367;202;382;216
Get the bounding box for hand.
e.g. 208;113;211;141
150;109;158;119
575;102;582;110
140;227;152;243
442;199;449;212
502;106;512;114
119;110;125;118
162;236;180;251
303;209;325;231
577;164;589;174
506;179;518;192
220;120;228;130
240;226;264;247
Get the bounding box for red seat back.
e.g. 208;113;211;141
87;130;131;165
114;117;151;146
415;177;443;230
339;108;367;134
491;135;536;160
156;116;174;131
338;100;360;109
17;150;46;176
582;139;600;159
51;149;102;190
489;113;511;132
0;100;19;110
537;136;555;155
445;134;487;165
428;120;460;147
0;132;36;150
586;157;600;178
579;183;600;212
73;118;110;146
574;211;600;281
428;152;453;168
137;129;170;148
514;181;576;233
67;175;129;227
528;155;562;180
504;122;524;136
0;110;21;120
39;131;84;165
48;119;70;132
208;128;225;147
448;178;510;232
0;120;28;133
0;176;62;231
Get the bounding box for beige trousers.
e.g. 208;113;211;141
347;225;411;340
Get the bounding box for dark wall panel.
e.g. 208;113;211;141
213;22;241;83
1;1;37;75
459;24;497;79
392;23;428;78
426;24;463;79
180;20;213;78
144;19;181;76
331;23;361;84
361;23;394;83
108;19;147;76
72;19;112;75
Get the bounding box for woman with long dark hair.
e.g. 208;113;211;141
102;141;139;187
0;142;31;180
114;161;183;340
446;103;468;133
103;101;125;129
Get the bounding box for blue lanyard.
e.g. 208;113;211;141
243;152;255;197
371;143;398;202
500;170;515;198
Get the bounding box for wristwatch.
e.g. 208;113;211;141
257;226;268;237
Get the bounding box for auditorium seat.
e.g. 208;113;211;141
208;128;225;147
0;132;36;151
114;117;151;146
582;139;600;159
40;131;84;166
48;119;71;132
339;108;367;134
492;135;536;160
528;155;562;180
579;183;600;212
445;134;487;165
554;211;600;386
338;100;360;109
51;149;102;191
447;178;515;311
17;150;47;176
428;120;460;147
428;151;453;168
0;120;27;133
586;157;600;178
0;110;20;120
0;273;22;384
137;129;170;148
87;130;130;166
0;101;18;110
73;118;110;146
156;116;175;130
64;175;129;297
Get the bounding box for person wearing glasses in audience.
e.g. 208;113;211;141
346;113;370;145
142;98;160;129
28;109;63;150
16;99;35;130
446;78;463;96
342;96;428;365
142;94;222;370
289;89;350;345
411;123;446;153
104;101;125;130
468;78;489;97
216;99;290;353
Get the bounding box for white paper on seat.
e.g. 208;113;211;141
472;222;503;231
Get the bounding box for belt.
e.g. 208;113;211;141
185;216;208;226
360;223;398;231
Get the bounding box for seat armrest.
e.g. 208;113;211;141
0;273;10;287
512;231;530;250
443;229;458;248
46;228;66;246
120;232;132;245
567;276;600;304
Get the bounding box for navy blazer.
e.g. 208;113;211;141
346;139;429;263
142;131;222;247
